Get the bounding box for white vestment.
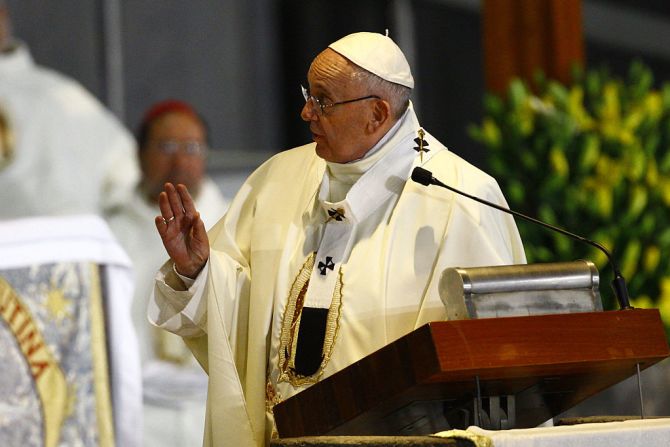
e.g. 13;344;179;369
149;105;526;447
0;43;139;218
107;178;229;447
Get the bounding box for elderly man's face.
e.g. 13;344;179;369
301;49;379;163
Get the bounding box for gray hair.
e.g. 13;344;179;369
350;65;412;119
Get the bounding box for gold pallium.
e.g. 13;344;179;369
277;253;344;387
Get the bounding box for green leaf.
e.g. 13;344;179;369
508;79;528;110
627;185;648;219
579;135;600;171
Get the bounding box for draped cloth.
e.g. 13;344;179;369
149;105;526;446
466;418;670;447
0;215;141;447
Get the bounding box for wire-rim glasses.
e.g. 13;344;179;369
301;85;381;115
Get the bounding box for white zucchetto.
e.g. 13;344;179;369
328;32;414;89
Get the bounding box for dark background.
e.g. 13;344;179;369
6;0;670;170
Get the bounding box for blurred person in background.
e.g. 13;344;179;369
107;99;229;447
0;1;139;218
0;3;142;446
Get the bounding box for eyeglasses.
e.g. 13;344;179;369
301;85;381;115
153;140;207;157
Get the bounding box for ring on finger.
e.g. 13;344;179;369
163;215;176;225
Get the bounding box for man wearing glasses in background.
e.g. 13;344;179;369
108;100;228;447
148;32;525;447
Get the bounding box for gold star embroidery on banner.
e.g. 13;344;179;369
45;287;72;321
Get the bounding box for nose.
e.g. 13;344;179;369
301;101;317;122
172;151;192;168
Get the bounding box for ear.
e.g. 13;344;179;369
367;99;392;133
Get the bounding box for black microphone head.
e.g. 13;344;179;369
411;167;434;186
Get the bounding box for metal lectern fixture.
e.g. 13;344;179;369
439;260;603;321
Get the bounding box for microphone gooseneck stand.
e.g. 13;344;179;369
410;166;645;421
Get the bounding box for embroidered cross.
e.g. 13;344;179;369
413;129;430;162
318;256;335;275
327;208;345;222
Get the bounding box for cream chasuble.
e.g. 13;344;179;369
148;103;526;447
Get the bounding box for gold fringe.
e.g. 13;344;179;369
277;253;344;387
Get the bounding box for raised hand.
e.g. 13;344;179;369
155;182;210;278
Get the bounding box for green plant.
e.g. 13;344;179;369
469;61;670;329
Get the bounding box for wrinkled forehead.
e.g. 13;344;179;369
307;49;362;93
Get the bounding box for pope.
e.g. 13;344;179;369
148;31;526;447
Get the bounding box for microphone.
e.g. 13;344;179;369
411;166;633;310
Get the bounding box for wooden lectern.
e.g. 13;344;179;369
274;309;669;438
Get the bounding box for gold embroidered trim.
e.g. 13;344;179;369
0;106;14;171
265;380;283;414
278;253;313;382
277;252;344;387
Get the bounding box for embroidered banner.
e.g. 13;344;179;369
0;262;114;446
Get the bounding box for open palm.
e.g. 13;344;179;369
155;183;210;278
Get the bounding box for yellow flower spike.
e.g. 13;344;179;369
643;245;660;273
595;156;610;176
568;85;583;108
621;239;641;281
600;83;622;140
627;150;646;181
600;121;618;140
581;177;597;190
595;185;613;218
631;294;653;309
628;185;648;218
623;108;643;133
482;118;501;148
596;156;622;186
518;102;535;136
602;82;621;118
549;146;569;178
618;130;637;146
644;92;663;121
580;135;600;171
568;86;594;130
660;178;670;206
660;276;670;297
646;158;658;187
659;300;670;328
657;279;670;327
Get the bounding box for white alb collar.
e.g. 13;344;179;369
318;102;425;224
